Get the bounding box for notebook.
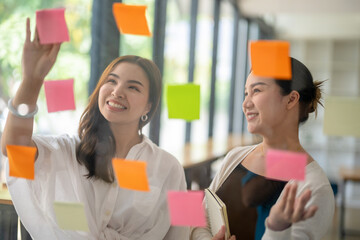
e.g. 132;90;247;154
204;188;231;238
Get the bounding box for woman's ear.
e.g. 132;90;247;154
287;90;300;110
145;102;152;114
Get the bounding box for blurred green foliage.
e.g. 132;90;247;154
0;0;91;107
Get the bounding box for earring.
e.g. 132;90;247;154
141;114;148;122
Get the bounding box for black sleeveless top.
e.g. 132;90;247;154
216;162;286;240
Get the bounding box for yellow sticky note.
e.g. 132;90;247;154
6;145;36;180
112;159;149;191
323;97;360;137
112;3;151;36
250;40;292;80
53;201;89;232
166;84;200;121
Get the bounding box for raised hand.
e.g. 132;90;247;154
266;182;318;231
22;17;61;87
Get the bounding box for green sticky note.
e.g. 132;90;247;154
323;97;360;137
166;84;200;121
53;201;89;232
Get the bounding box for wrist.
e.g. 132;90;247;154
17;82;41;101
21;77;43;89
8;98;38;118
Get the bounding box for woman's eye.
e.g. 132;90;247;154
244;92;248;97
253;88;260;93
107;79;116;83
129;86;140;92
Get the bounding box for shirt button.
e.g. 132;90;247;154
112;183;117;188
105;210;111;216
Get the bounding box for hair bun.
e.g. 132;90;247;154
308;81;323;114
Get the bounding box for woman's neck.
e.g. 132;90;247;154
110;123;142;159
261;124;303;153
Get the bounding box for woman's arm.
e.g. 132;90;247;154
1;18;61;156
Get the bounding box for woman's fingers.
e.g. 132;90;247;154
48;43;61;61
212;226;225;240
33;24;39;42
284;183;297;217
25;18;31;43
278;182;290;210
292;189;311;221
303;205;318;220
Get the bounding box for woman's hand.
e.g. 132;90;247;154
266;182;318;231
212;226;236;240
22;17;61;87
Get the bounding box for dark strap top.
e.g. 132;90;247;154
216;162;286;240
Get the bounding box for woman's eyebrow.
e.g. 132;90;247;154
245;82;268;90
128;80;144;87
108;73;119;78
107;74;144;87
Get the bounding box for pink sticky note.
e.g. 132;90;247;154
44;79;76;113
266;149;307;181
36;8;70;44
167;191;206;227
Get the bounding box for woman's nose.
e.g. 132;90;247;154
112;84;125;98
242;95;253;110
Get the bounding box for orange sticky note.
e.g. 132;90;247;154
250;40;292;80
6;145;36;180
112;3;151;36
112;158;149;191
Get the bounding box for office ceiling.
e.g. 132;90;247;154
238;0;360;39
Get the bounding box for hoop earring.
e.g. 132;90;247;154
141;114;148;122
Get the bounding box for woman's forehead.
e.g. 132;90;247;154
245;73;274;88
109;62;149;84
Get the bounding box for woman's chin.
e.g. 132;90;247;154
247;127;257;134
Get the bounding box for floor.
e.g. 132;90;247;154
323;206;360;240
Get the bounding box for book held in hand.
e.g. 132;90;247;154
204;188;231;239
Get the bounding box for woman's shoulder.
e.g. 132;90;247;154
225;144;258;161
304;161;331;186
297;161;334;199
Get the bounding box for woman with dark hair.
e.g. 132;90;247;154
190;57;335;240
1;18;188;239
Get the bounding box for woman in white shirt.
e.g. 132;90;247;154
1;18;189;240
190;56;335;240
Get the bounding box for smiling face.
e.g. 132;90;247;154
98;62;151;129
242;72;289;135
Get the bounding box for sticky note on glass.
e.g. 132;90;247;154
112;159;149;191
44;79;76;113
266;149;307;181
36;8;70;44
166;84;200;121
167;191;206;227
53;201;89;232
113;3;151;36
6;145;36;180
250;41;291;80
323;97;360;137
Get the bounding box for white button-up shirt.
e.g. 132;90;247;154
6;134;189;240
